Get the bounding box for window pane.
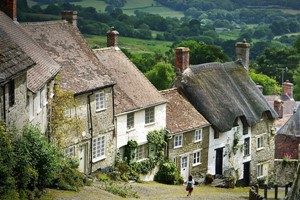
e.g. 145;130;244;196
96;92;105;111
127;113;134;129
145;107;155;124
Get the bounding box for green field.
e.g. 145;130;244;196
84;34;173;55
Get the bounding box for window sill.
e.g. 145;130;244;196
257;147;264;152
127;128;135;133
96;108;106;113
174;145;182;149
192;163;201;167
194;139;202;143
92;156;106;163
145;122;155;127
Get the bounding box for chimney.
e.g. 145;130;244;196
107;27;119;47
274;98;283;118
235;39;250;72
61;11;77;27
175;47;190;73
282;80;293;99
0;0;17;21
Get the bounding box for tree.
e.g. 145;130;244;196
145;62;176;90
249;69;281;95
48;79;83;147
293;65;300;100
173;40;229;64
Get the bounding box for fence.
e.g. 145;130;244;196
249;183;292;200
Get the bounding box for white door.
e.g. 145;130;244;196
181;155;189;182
78;144;87;173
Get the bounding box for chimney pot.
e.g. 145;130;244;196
175;47;190;74
61;11;78;27
235;41;250;72
282;80;293;99
1;0;17;21
107;28;119;47
274;99;283;118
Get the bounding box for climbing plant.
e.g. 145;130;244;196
47;75;83;147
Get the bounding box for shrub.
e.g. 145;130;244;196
154;159;182;185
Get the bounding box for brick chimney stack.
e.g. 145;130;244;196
61;11;78;27
282;80;293;99
274;98;283;118
175;47;190;74
1;0;17;21
235;39;250;72
107;27;119;47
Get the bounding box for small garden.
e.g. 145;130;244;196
0;123;90;200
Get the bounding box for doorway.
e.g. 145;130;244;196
215;147;223;175
181;155;189;182
78;143;87;173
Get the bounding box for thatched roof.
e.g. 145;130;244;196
178;61;277;132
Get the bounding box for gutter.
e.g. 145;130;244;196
2;85;5;121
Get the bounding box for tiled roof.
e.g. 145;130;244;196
265;94;297;115
0;11;60;92
0;28;35;84
94;47;167;114
177;61;278;132
22;21;114;94
160;88;210;134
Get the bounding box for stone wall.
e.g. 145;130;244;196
274;160;298;186
250;113;275;185
69;86;115;173
4;74;28;132
168;126;210;179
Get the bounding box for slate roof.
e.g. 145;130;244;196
22;21;114;94
277;106;300;136
177;61;278;132
265;94;297;115
0;28;35;84
0;11;60;93
160;88;210;134
93;47;167;114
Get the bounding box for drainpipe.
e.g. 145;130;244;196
87;92;94;174
2;85;6;121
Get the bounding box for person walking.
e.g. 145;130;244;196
186;175;195;197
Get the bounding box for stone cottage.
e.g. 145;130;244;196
93;30;167;180
0;0;60;133
22;12;116;174
174;42;278;186
160;88;210;182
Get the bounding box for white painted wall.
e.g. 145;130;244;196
116;103;167;148
207;118;251;180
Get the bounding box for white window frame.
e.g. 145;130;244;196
28;92;34;121
42;85;48;106
35;90;41;114
257;134;265;150
127;112;134;130
194;129;202;142
193;150;201;166
135;143;148;161
95;91;105;112
92;135;106;162
65;146;75;157
257;163;263;178
174;134;183;148
244;137;250;156
145;107;155;124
